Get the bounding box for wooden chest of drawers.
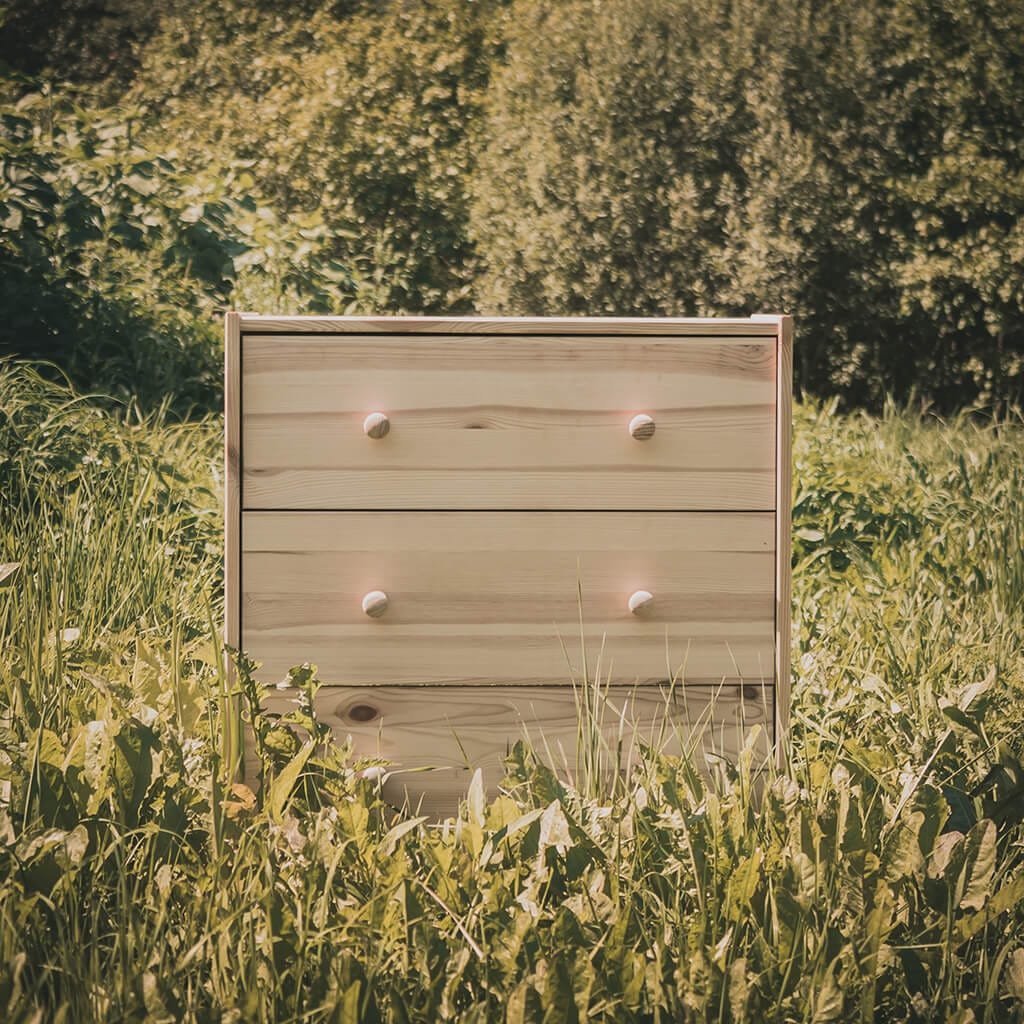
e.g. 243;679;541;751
225;314;792;812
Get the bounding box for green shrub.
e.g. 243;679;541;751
0;81;356;412
126;0;504;315
6;0;1023;410
469;0;1024;410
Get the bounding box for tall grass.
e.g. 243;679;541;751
1;363;1024;1021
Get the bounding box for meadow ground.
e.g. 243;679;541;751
1;361;1024;1022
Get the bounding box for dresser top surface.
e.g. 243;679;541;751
235;314;786;336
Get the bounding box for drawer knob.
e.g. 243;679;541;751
361;590;390;617
363;412;391;439
628;589;654;614
629;413;656;440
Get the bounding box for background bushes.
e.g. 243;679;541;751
470;0;1024;409
1;0;1021;411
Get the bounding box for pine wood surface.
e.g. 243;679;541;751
224;313;241;650
241;511;775;686
226;314;793;810
255;682;776;815
775;317;794;744
241;334;776;510
238;315;781;336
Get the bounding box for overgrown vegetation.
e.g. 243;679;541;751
1;0;1023;1017
2;0;1022;409
0;84;355;412
2;363;1023;1021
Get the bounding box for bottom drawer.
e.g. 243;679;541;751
255;683;775;816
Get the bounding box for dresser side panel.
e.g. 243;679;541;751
775;316;794;746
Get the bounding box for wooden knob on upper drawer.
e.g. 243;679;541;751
628;589;654;614
363;412;390;439
629;413;655;440
361;590;390;617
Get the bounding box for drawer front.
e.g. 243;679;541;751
241;334;776;510
242;511;775;685
259;684;775;816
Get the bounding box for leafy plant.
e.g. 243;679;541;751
0;82;357;412
2;367;1024;1020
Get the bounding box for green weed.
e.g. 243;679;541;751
1;370;1024;1021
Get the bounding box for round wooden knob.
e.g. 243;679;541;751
361;590;389;617
363;412;390;439
628;589;654;614
629;413;655;440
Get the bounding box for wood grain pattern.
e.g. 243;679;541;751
256;683;776;815
238;315;780;336
225;313;242;651
224;312;243;776
241;511;775;685
229;313;793;802
753;313;793;751
242;335;776;510
775;317;794;746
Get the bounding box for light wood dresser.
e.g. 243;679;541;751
225;314;793;813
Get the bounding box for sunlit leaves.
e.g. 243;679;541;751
2;348;1024;1016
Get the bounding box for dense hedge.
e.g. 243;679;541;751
1;0;1021;411
470;0;1024;409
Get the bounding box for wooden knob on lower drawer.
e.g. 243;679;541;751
629;413;656;440
628;589;654;614
362;590;390;617
363;412;390;439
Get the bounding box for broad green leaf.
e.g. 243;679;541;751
810;963;844;1022
859;881;895;1019
505;984;529;1024
946;1011;975;1024
796;527;825;542
728;958;749;1020
960;820;997;912
940;703;985;738
83;720;113;814
885;811;925;881
37;728;65;770
958;665;997;711
792;850;817;908
503;808;544;841
486;794;521;831
712;927;733;969
64;825;88;866
928;831;964;879
338;980;361;1024
1003;948;1024;1002
380;816;427;857
466;767;485;827
266;740;314;820
537;801;572;857
956;871;1024;945
571;948;595;1020
726;847;764;920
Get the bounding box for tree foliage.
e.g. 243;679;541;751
125;0;503;314
1;0;1022;410
0;82;354;409
0;0;169;89
471;0;1024;409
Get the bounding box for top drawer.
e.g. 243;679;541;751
241;331;777;510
